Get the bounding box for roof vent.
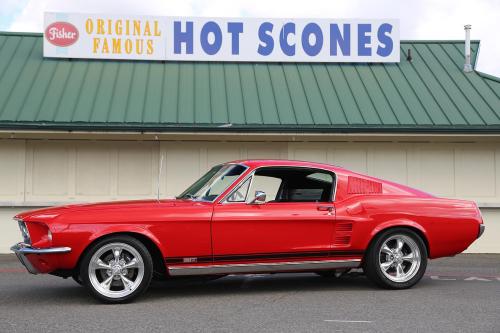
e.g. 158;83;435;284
406;48;413;62
463;24;473;73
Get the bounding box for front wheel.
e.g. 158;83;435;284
80;235;153;303
364;228;427;289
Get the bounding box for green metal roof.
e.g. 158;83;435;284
0;31;499;133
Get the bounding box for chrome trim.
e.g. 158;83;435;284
478;224;485;238
249;190;266;204
10;242;72;275
17;220;31;245
11;243;71;254
168;259;360;276
220;164;338;204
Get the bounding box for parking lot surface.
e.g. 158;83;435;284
0;254;499;333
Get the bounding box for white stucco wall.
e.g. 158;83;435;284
1;137;499;253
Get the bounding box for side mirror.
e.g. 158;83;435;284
249;190;266;204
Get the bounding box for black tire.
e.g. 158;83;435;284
364;228;427;289
80;235;153;303
71;272;83;285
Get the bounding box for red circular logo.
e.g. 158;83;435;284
45;22;79;47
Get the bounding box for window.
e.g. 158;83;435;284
177;164;247;202
226;177;251;202
307;172;333;183
278;168;333;202
224;166;335;204
248;175;282;202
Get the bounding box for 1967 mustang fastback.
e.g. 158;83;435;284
11;159;484;303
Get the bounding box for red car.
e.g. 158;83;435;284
11;159;484;303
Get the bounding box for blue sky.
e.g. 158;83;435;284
0;0;498;76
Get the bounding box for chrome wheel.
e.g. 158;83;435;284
88;242;145;299
378;235;421;283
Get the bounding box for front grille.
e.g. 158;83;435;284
17;220;31;245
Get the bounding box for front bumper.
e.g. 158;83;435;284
10;243;71;274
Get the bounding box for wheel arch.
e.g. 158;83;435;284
367;221;430;258
75;231;166;278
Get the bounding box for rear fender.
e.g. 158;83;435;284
369;219;430;255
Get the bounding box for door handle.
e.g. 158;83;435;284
317;205;334;214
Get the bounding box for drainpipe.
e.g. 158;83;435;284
463;24;473;73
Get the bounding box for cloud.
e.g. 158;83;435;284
0;0;29;30
1;0;499;76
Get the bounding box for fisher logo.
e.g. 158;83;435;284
45;22;79;47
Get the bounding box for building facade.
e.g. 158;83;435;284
0;32;499;253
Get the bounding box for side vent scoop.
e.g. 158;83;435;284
334;222;353;246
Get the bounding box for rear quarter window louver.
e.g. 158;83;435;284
347;176;382;194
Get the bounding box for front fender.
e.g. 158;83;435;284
54;223;167;270
87;225;166;258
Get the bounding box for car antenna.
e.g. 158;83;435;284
157;153;164;203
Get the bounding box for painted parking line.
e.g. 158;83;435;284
0;268;26;273
324;320;373;323
427;275;500;281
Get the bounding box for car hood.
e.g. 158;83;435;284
15;198;201;222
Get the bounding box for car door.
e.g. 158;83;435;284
211;167;336;261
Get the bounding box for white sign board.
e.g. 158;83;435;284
44;13;400;62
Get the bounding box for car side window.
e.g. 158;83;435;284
226;177;251;202
224;167;335;204
279;170;333;202
248;175;282;202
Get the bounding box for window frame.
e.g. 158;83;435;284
225;176;253;203
220;165;337;204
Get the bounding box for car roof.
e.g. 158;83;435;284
228;159;345;173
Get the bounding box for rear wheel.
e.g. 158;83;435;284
364;228;427;289
80;235;153;303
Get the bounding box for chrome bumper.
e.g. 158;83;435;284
10;242;71;274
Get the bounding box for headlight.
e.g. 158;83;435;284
17;220;31;244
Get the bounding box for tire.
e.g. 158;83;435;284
80;235;153;303
71;272;83;285
364;228;427;289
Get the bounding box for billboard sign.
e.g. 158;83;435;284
44;13;400;62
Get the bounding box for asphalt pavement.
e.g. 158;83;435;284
0;254;499;333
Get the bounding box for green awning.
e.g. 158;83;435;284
0;32;499;133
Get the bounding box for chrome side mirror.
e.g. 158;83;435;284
249;190;266;204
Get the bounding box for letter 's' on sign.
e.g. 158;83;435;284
43;13;400;63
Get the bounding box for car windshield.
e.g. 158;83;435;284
176;164;247;202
